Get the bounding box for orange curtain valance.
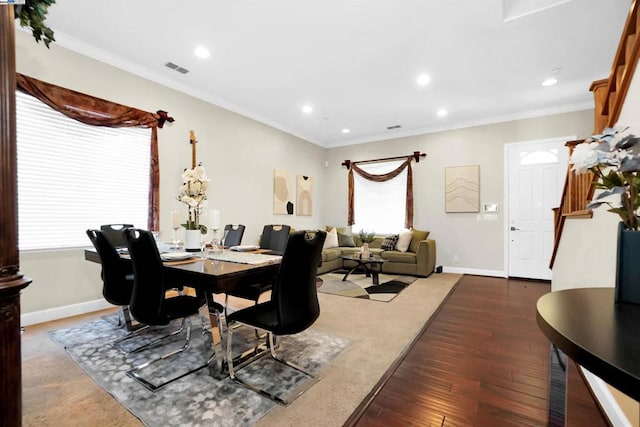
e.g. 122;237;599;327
15;73;174;230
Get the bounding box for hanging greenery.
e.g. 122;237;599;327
15;0;56;48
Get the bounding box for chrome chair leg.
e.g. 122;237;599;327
126;319;198;391
128;306;225;391
101;306;145;332
111;318;188;355
101;306;125;328
226;321;319;406
224;295;266;339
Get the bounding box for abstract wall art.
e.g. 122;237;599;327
445;165;480;213
274;169;295;215
296;175;313;216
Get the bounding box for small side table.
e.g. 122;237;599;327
340;255;386;285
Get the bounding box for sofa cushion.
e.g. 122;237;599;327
367;237;385;249
326;225;347;235
322;247;342;262
340;247;362;256
323;228;339;249
338;232;356;247
396;229;412;252
409;229;430;253
382;250;416;264
380;234;399;250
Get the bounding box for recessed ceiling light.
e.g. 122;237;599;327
302;105;313;114
437;108;448;117
416;73;431;86
194;46;210;59
341;128;350;134
542;78;558;87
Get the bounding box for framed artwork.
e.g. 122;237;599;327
274;169;295;215
296;175;313;216
445;165;480;212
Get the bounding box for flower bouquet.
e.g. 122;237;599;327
177;163;210;233
570;126;640;230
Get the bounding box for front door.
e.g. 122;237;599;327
507;137;570;280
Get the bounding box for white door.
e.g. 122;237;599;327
507;138;569;280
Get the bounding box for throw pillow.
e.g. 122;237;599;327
338;232;356;247
325;225;346;235
409;229;430;253
381;234;399;251
323;227;339;249
395;229;413;252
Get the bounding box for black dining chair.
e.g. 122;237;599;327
224;225;291;332
222;224;245;247
259;224;291;256
122;228;224;391
226;230;326;405
100;223;134;248
86;229;141;332
225;224;291;304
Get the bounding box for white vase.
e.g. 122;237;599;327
184;229;201;252
361;242;370;258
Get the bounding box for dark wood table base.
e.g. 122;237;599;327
341;257;385;285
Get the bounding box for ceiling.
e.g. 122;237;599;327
41;0;630;148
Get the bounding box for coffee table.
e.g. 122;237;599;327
340;255;387;285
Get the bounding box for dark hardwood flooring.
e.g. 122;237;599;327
349;275;609;427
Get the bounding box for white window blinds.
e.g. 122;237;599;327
16;91;151;251
352;160;407;234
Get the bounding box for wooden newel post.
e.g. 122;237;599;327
190;129;197;169
0;6;33;425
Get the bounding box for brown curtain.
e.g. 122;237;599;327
15;73;171;231
348;158;414;228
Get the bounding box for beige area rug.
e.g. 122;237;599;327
317;272;418;302
257;272;461;426
21;272;460;426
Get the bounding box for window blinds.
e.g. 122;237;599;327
16;91;151;251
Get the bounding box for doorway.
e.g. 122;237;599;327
505;136;572;280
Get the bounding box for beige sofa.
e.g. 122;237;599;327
317;227;436;277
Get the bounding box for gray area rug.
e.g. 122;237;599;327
48;313;349;426
317;272;417;302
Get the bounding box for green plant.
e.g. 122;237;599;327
15;0;56;48
570;126;640;230
358;229;376;244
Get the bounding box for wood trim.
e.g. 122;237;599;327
600;0;640;127
563;209;594;219
0;7;32;426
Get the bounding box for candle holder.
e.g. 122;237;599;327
171;226;181;249
211;228;221;254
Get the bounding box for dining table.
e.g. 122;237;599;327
84;247;281;379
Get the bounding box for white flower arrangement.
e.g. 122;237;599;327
570;126;640;230
177;163;210;231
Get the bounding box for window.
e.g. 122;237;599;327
352;160;407;234
16;91;151;251
520;149;559;165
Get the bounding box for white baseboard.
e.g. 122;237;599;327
442;266;506;277
21;299;112;327
580;366;631;427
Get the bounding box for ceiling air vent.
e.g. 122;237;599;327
386;125;402;130
164;62;190;74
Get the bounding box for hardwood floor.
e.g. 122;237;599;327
349;275;608;427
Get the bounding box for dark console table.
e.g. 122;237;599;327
536;287;640;402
